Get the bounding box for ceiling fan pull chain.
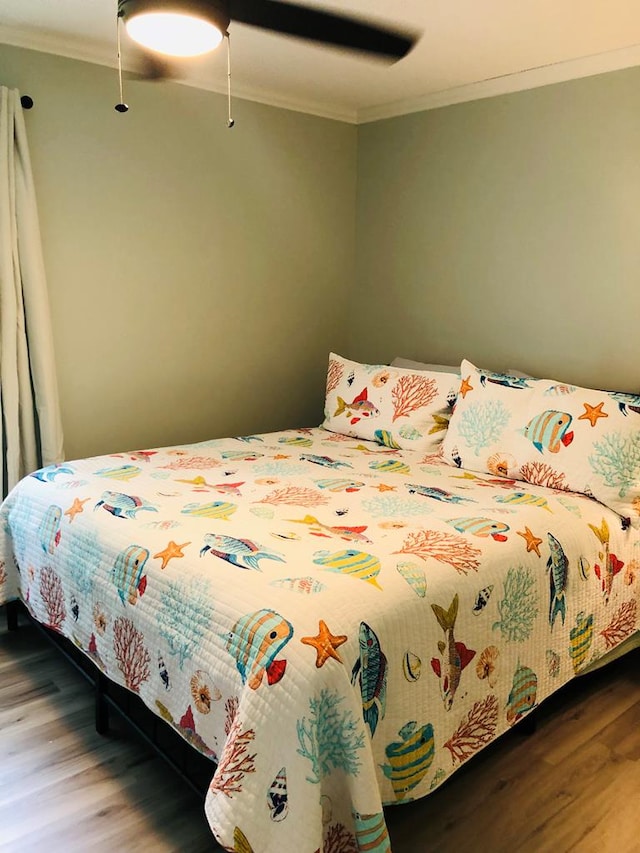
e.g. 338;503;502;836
226;33;234;128
115;4;129;113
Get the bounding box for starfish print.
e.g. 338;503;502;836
579;401;608;427
517;526;543;557
459;376;473;398
64;497;90;522
301;619;348;667
372;483;396;492
273;454;290;460
153;540;191;570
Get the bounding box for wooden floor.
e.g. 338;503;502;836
1;610;639;853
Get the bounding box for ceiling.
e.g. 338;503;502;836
2;0;640;123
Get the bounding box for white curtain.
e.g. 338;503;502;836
0;87;64;497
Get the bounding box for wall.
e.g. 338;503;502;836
0;44;356;459
353;67;640;392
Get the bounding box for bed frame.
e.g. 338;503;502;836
4;599;214;797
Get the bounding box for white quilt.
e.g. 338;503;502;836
1;427;638;852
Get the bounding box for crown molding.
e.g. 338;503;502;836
0;25;358;123
3;24;640;126
357;42;640;124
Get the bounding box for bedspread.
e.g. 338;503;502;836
1;427;638;852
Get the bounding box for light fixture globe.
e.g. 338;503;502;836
118;0;230;57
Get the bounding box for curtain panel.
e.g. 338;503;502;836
0;87;64;497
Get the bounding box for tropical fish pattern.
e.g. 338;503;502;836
112;544;149;605
181;501;237;520
505;664;538;724
405;483;475;504
430;595;476;710
0;424;637;853
200;534;285;570
381;721;435;799
547;533;569;628
351;622;388;738
95;491;157;519
226;609;293;689
313;549;382;589
522;410;574;454
446;516;509;541
334;388;380;425
38;505;62;554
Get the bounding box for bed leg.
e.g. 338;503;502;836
95;672;110;735
517;711;537;736
6;601;19;631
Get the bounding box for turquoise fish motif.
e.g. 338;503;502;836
95;465;142;481
522;410;574;453
220;449;264;461
39;505;62;554
446;516;509;541
351;622;387;737
315;478;365;493
569;611;594;673
226;609;293;689
181;501;237;520
200;534;285;570
547;533;569;628
506;664;538;724
94;491;157;519
278;435;313;447
381;721;435;800
313;549;382;589
406;484;475;504
352;811;391;853
374;429;401;449
31;464;74;482
369;460;410;475
494;492;553;512
300;454;353;469
112;544;149;605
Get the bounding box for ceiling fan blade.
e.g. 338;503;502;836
229;0;417;61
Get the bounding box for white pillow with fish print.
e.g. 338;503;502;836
441;359;640;527
322;353;457;453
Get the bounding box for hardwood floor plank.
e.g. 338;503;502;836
1;616;638;852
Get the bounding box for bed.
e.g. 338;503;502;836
1;355;638;853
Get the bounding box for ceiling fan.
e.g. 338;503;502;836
115;1;418;120
118;0;416;63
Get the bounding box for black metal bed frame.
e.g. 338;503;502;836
4;599;214;797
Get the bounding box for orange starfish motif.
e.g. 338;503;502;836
301;619;348;667
153;540;191;570
373;483;396;492
579;401;608;427
64;497;90;522
517;526;543;557
273;454;290;460
459;376;474;398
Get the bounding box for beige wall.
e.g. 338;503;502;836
0;45;356;459
353;67;640;393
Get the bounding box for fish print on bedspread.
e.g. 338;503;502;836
0;425;638;853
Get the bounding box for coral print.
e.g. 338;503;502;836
391;374;437;421
326;357;345;394
458;401;510;454
1;412;639;853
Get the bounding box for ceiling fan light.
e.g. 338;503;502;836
126;11;224;57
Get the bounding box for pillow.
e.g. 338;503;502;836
441;359;640;526
323;353;457;453
391;357;460;374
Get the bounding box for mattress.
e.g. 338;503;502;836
1;427;638;852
